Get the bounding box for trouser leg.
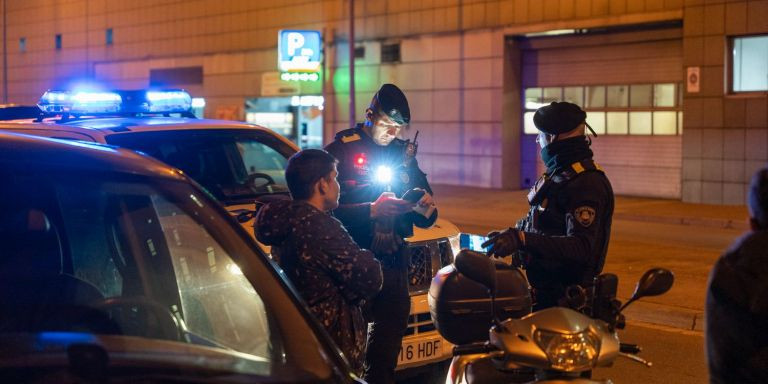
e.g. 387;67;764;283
364;264;411;384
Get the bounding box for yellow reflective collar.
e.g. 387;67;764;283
571;162;585;174
570;161;604;174
341;133;361;143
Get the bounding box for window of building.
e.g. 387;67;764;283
732;35;768;92
55;34;62;50
19;37;26;53
381;43;401;63
106;28;113;45
523;82;683;135
354;45;365;59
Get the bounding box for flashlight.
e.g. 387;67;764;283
375;165;393;185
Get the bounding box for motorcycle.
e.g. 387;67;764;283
429;250;674;383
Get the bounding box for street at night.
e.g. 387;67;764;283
1;1;767;383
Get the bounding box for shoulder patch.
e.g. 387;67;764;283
341;133;361;143
574;206;596;227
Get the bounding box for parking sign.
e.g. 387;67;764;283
278;30;322;73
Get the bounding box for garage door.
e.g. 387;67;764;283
519;26;683;199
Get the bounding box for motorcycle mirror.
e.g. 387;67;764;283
454;249;497;295
632;268;674;298
620;268;674;312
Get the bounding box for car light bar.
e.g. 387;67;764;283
38;90;122;114
146;91;192;113
38;89;194;116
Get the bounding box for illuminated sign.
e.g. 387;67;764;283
278;30;322;73
280;72;319;82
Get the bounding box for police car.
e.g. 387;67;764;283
0;132;362;383
0;89;461;380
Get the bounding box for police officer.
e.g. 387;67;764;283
482;101;614;311
325;84;437;384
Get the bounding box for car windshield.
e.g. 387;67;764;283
105;129;295;204
0;169;334;381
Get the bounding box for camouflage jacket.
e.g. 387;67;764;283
254;200;382;373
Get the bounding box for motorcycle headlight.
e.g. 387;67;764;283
534;330;600;372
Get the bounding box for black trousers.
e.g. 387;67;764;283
364;260;411;384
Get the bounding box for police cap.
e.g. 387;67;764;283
371;84;410;125
533;101;587;135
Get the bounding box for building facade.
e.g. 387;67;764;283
1;0;766;204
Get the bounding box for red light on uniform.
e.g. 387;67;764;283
355;153;367;166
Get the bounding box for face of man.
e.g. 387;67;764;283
321;165;341;211
536;131;554;149
369;113;404;146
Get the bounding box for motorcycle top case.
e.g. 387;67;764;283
428;261;532;345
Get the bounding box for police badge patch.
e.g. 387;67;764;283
399;171;410;184
574;206;596;227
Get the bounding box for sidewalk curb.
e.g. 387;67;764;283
614;213;747;231
622;301;705;333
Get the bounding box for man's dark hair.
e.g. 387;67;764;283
285;149;338;200
748;167;768;229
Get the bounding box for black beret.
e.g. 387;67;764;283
533;102;587;135
371;84;410;125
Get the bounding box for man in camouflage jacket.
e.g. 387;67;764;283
255;149;382;374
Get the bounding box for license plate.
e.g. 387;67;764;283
397;337;443;365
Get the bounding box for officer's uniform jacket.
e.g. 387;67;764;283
325;125;437;263
519;152;614;309
253;199;383;374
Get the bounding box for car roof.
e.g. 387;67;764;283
0;116;299;150
0;131;186;181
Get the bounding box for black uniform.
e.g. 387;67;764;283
325;124;437;384
517;136;614;310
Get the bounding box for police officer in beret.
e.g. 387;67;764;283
482;101;614;310
325;83;437;384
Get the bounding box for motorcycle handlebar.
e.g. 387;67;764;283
620;343;642;354
453;342;498;356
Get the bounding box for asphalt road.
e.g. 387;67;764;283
593;322;707;384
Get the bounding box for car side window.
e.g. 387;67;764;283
237;140;288;183
151;194;277;358
55;180;279;361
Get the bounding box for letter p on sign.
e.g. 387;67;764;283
287;32;305;56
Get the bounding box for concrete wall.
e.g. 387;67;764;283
0;0;764;199
681;0;768;205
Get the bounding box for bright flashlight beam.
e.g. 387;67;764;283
376;166;393;184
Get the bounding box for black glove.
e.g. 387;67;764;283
481;227;522;258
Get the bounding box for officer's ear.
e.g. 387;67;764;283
365;108;375;123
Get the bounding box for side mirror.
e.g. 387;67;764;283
453;249;497;295
620;268;674;312
632;268;674;299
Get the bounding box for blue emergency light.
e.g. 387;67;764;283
38;90;122;114
37;89;194;116
146;91;193;112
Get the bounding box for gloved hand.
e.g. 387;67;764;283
371;192;414;218
482;227;523;258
